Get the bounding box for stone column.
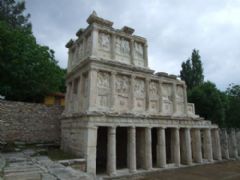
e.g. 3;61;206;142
181;128;192;165
143;43;148;67
157;127;166;168
212;128;222;160
128;127;136;173
203;128;213;162
144;127;152;170
91;27;98;58
220;129;230;159
111;33;116;60
88;69;98;111
229;129;238;159
107;127;116;176
172;128;181;167
172;83;177;115
191;128;203;163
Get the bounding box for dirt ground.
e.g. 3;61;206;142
121;161;240;180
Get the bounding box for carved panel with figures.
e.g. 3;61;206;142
176;85;185;114
134;42;144;67
115;36;131;64
134;78;146;111
98;32;111;59
115;74;130;111
162;83;173;114
97;71;111;109
149;81;159;113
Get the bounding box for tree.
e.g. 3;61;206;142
188;81;226;127
0;0;31;31
0;0;66;102
225;84;240;128
180;49;204;90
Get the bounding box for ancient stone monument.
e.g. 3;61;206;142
61;11;222;176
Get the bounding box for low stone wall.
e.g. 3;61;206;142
0;100;63;144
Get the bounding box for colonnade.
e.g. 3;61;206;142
103;126;222;176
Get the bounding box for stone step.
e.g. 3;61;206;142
4;172;42;180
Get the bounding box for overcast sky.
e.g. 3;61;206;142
25;0;240;90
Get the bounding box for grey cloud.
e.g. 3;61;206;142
25;0;240;90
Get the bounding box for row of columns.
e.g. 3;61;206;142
105;126;222;176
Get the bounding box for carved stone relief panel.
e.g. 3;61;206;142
115;36;130;64
134;42;144;67
97;71;111;109
176;85;185;114
115;74;130;111
134;78;145;111
98;32;111;59
149;81;159;113
162;83;173;114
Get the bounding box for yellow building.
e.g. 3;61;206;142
44;93;65;106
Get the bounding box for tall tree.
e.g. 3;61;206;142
225;84;240;128
0;0;66;102
188;81;226;127
180;49;204;90
0;0;31;31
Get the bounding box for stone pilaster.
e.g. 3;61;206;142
157;127;166;168
145;78;150;112
220;129;230;159
91;27;98;58
111;33;116;60
107;126;116;176
172;128;181;167
183;84;188;115
143;43;148;67
229;129;238;159
86;126;98;174
159;81;163;114
88;69;98;112
181;128;192;165
130;39;135;65
203;128;213;162
130;75;135;111
192;128;203;163
144;127;152;170
128;127;136;173
172;83;177;115
212;128;222;160
110;72;117;111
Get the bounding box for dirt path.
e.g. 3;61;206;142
120;161;240;180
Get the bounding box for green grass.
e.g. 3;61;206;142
46;148;78;161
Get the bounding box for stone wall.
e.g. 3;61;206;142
0;100;63;144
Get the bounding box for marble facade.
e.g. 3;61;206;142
61;11;224;176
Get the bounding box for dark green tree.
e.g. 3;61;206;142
0;0;66;102
225;84;240;128
180;49;204;90
188;81;226;127
0;0;31;31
